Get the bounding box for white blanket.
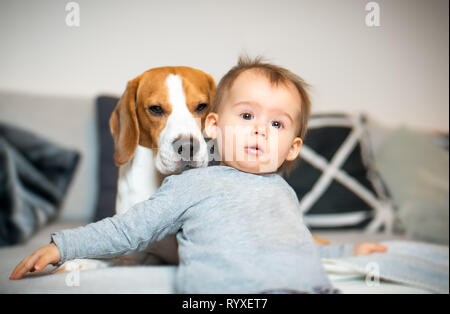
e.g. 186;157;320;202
323;241;449;294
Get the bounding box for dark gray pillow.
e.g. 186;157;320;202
283;113;394;232
93;96;119;222
0;123;80;246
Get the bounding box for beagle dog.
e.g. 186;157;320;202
55;66;215;273
109;66;216;264
111;67;215;210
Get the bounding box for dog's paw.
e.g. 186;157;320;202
53;259;110;274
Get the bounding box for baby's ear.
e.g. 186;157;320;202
286;137;303;161
204;112;219;139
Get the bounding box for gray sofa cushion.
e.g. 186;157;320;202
373;127;449;244
0;91;98;222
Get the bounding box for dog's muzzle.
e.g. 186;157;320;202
155;131;210;175
172;135;200;162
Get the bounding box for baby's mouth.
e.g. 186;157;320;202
244;145;264;156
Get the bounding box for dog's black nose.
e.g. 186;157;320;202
172;135;199;161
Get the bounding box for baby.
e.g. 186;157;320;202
10;56;386;293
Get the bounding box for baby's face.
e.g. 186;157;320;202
205;70;303;174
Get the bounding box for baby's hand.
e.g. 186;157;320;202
9;243;61;280
353;242;387;256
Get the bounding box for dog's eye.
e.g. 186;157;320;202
195;103;208;114
148;105;164;116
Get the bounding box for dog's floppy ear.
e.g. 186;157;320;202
109;77;140;166
206;73;216;105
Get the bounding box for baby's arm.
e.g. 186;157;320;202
10;204;175;280
10;175;188;279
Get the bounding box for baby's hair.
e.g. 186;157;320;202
212;55;312;176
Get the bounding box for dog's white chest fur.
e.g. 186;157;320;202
116;145;159;215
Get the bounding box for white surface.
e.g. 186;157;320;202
0;0;448;132
0;222;435;294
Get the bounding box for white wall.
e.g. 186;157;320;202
0;0;448;131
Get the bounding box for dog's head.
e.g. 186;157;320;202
109;66;216;174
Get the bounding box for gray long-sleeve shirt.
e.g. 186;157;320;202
51;165;354;293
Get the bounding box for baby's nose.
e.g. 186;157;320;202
253;124;267;137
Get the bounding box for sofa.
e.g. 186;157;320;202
0;90;448;294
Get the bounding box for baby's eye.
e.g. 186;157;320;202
240;113;253;120
271;121;284;129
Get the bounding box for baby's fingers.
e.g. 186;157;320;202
371;243;388;253
34;254;54;272
354;242;388;255
10;253;41;280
